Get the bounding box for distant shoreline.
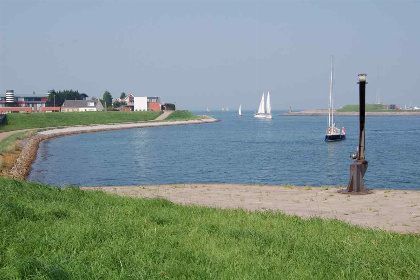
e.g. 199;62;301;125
283;109;420;116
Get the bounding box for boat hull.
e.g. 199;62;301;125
325;134;346;142
254;113;272;119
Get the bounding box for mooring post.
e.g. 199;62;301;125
339;73;372;195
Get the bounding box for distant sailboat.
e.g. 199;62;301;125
254;91;272;118
266;91;272;119
206;107;210;113
325;56;345;142
238;105;242;116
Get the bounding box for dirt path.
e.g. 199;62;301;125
82;184;420;234
154;111;174;120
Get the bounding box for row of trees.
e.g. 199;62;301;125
46;90;87;107
47;90;127;109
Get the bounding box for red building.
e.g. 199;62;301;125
0;90;49;113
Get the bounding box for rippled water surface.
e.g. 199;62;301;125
28;111;420;190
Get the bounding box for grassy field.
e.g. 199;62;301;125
164;110;203;121
1;177;419;279
338;104;411;113
0;111;162;132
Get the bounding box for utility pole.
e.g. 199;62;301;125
339;74;372;195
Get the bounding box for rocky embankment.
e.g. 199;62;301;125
283;109;420;116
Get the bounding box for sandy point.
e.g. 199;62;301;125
81;184;420;234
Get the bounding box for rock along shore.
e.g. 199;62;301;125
8;118;219;180
283;109;420;116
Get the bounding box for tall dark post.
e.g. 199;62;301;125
339;74;372;195
358;75;366;161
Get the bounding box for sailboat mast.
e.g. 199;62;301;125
331;56;334;127
329;56;333;128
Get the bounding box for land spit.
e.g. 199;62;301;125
82;184;420;234
8;118;218;180
283;109;420;116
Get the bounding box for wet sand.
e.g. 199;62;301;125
82;184;420;234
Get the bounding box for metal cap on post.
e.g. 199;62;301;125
339;73;372;195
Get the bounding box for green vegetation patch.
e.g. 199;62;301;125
164;110;202;121
1;177;419;279
339;104;384;112
0;130;37;154
0;111;162;132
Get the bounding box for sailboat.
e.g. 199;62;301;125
238;105;242;116
266;91;272;119
325;56;345;142
254;91;272;118
206;107;210;113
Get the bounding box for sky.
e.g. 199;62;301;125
1;0;419;110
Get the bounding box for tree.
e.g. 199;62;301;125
46;89;82;107
113;100;122;108
102;91;113;108
120;92;126;100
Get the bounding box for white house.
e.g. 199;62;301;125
61;100;105;112
134;97;148;111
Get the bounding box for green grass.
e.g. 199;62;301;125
164;110;202;121
338;104;412;113
1;177;419;279
0;111;162;132
0;130;37;154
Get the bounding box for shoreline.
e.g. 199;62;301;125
82;183;420;234
283;109;420;116
8;118;219;180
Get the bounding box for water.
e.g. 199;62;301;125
28;111;420;190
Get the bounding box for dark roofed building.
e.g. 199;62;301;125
61;100;105;112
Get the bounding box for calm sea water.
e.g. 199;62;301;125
28;111;420;190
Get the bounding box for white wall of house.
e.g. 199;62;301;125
79;107;97;112
134;97;147;111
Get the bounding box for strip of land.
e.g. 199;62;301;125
82;184;420;234
283;109;420;116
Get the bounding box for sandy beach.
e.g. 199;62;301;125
82;184;420;234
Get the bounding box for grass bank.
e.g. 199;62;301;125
164;110;203;121
0;131;38;176
338;104;412;113
1;177;419;279
0;111;162;132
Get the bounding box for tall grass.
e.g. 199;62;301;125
1;177;419;279
0;131;36;154
0;111;162;132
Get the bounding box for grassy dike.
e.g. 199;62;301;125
164;110;205;121
338;104;412;113
1;177;419;279
0;111;162;132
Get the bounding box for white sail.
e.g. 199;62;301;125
239;105;242;116
266;91;271;115
257;92;265;114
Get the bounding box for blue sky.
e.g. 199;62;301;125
1;0;419;110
